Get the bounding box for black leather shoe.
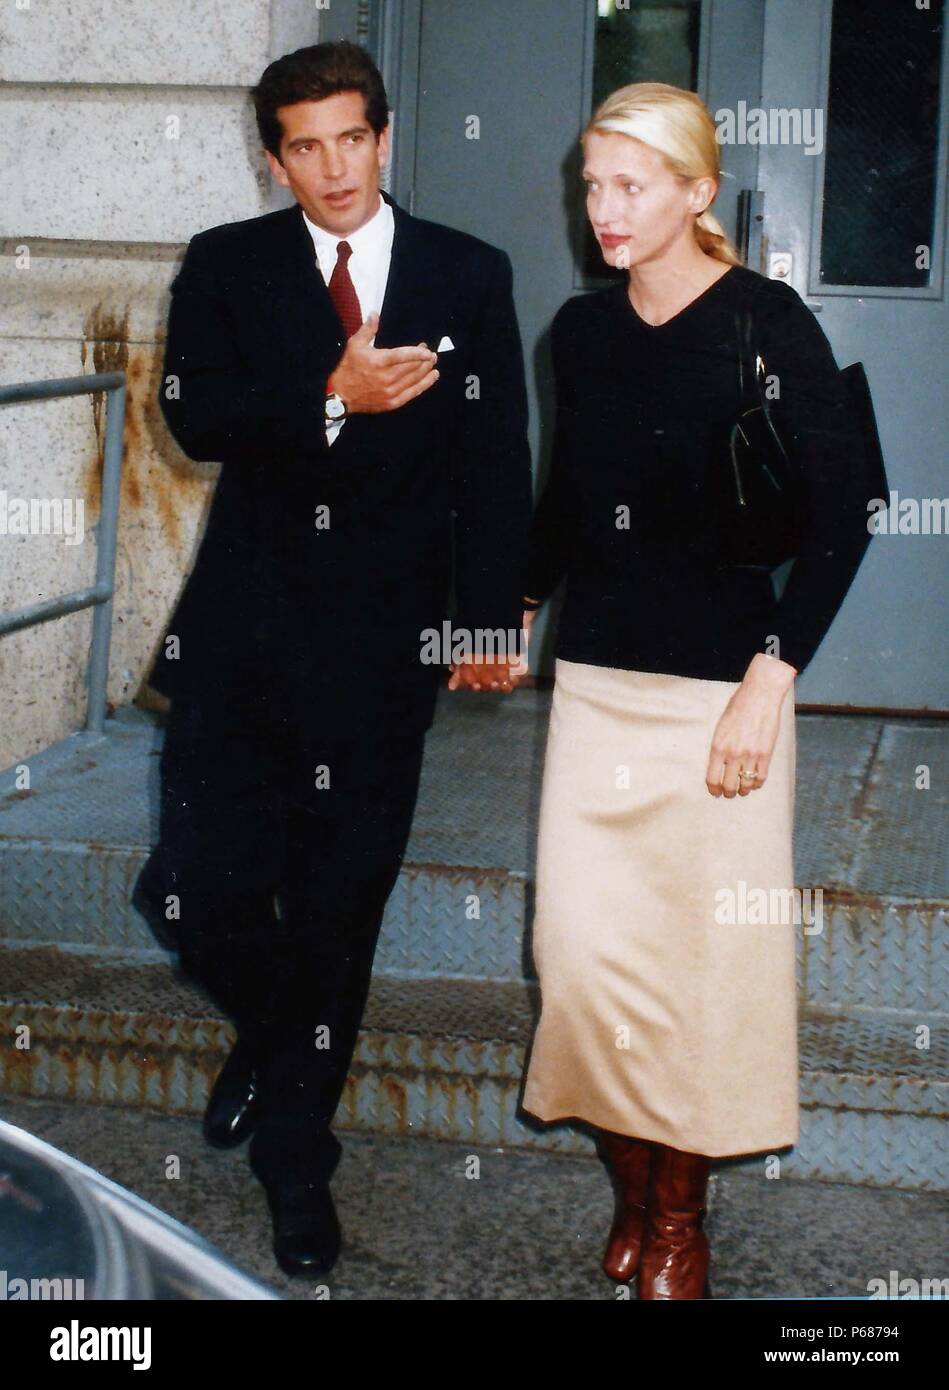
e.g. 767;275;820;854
264;1177;341;1277
203;1039;260;1148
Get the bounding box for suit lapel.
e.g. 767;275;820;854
265;204;345;373
374;192;422;348
374;191;452;350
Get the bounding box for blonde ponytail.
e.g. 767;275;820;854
694;209;742;267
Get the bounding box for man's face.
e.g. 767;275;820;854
265;90;390;235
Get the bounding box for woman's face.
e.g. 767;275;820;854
583;129;710;270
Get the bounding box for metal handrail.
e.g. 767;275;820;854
0;372;126;736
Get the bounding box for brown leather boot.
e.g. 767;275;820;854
638;1143;712;1299
597;1130;654;1282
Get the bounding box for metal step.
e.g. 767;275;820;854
0;943;945;1192
1;701;946;1006
1;697;946;1193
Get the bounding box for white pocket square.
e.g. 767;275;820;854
436;335;455;352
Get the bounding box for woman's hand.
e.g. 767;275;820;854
705;652;796;798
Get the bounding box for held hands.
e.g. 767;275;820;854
332;313;440;414
447;604;535;694
706;652;797;797
447;656;524;693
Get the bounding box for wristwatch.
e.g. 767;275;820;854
324;391;347;423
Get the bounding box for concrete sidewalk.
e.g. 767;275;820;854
4;1095;946;1301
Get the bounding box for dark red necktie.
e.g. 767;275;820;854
328;240;363;339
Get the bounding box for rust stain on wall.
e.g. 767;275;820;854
81;305;130;521
80;305;210;553
142;356;211;554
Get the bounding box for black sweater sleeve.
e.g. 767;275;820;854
750;279;873;674
522;303;582;603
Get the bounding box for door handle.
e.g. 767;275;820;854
736;189;765;273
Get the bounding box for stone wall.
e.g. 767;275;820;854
0;0;320;768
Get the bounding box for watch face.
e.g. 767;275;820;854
325;394;345;420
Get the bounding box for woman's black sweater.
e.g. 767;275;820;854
523;263;870;680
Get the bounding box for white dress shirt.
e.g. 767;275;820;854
303;194;395;445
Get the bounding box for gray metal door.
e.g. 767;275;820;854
752;0;948;710
381;0;947;711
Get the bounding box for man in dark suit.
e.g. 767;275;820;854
132;41;532;1277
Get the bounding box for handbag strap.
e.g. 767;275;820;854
735;295;769;415
736;306;749;400
734;281;799;478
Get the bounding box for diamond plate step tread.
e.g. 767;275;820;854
793;715;884;889
2;946;946;1189
0;718;163;850
0;846;532;978
797;899;948;1015
1;944;945;1084
1;699;946;897
0;696;551;868
850;723;949;898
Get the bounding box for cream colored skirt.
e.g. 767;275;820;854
522;658;800;1157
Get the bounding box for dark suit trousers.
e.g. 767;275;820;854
134;685;426;1186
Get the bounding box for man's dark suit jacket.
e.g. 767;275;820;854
148;189;533;736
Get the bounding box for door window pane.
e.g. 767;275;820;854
820;0;944;288
593;0;701;102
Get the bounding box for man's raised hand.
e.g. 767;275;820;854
332;313;440;414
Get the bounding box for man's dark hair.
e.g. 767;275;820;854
252;41;390;160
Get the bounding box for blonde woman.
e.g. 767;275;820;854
520;83;870;1298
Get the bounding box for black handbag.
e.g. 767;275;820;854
714;301;888;570
714;305;809;567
